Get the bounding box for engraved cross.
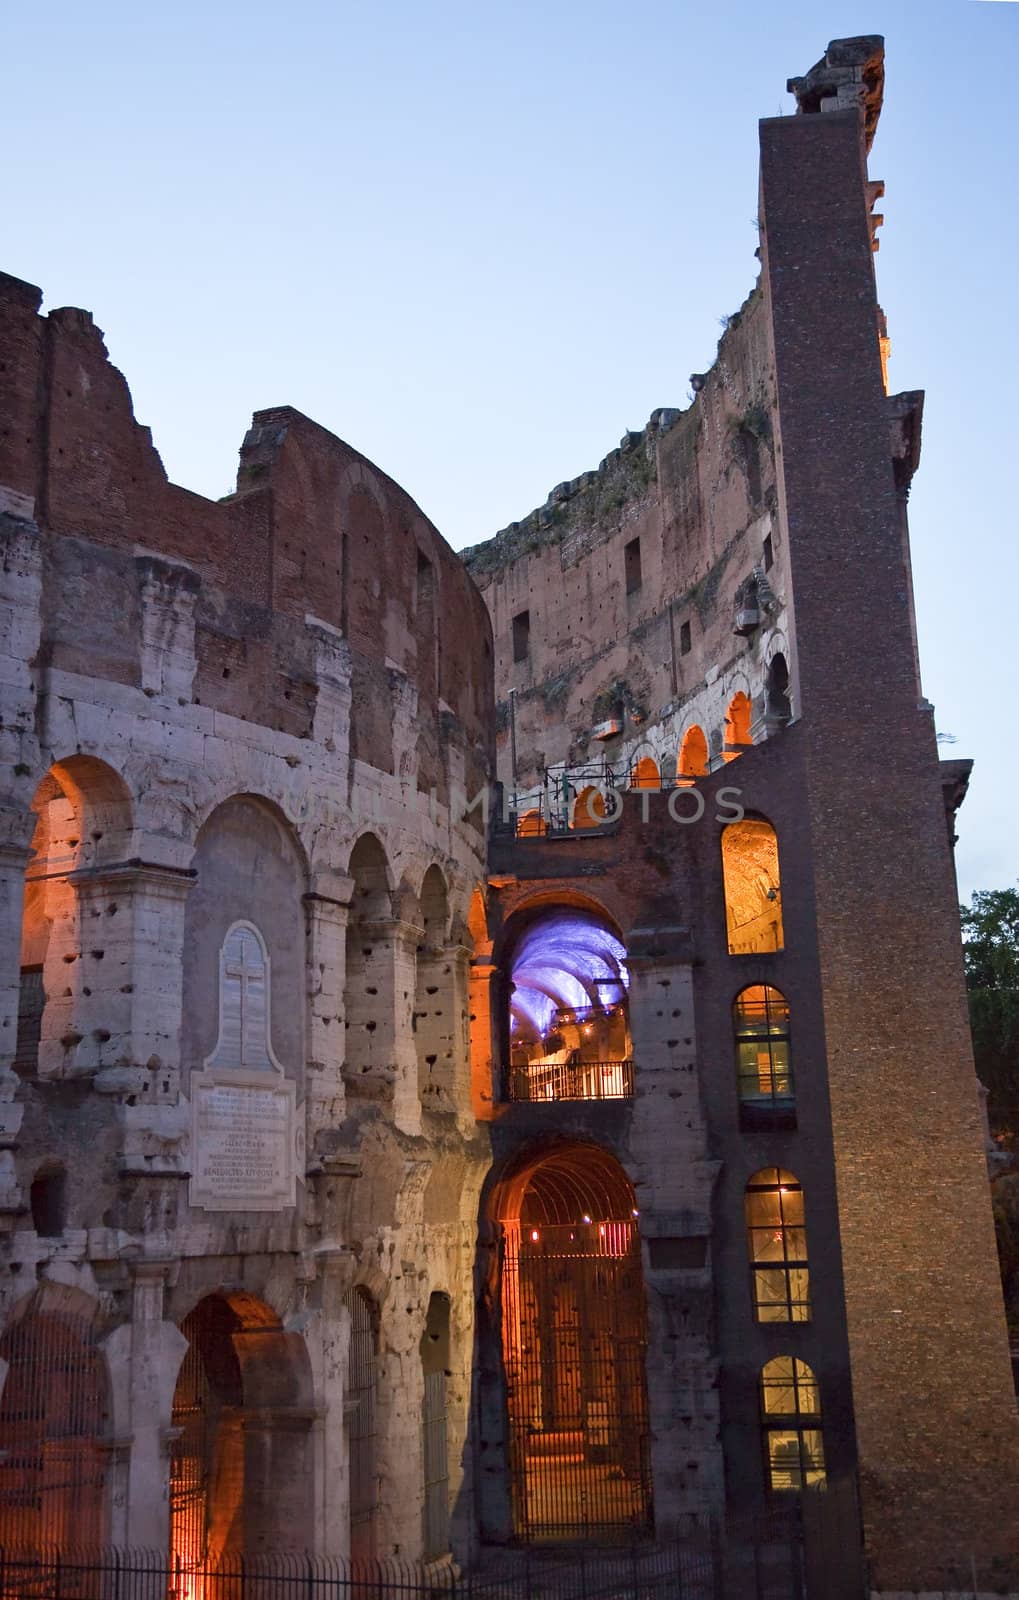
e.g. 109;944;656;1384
226;933;262;1066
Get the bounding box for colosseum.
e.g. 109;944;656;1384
0;34;1015;1598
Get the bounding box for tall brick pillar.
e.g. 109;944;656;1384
759;91;1019;1587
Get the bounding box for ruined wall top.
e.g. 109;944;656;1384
787;35;885;152
0;270;493;783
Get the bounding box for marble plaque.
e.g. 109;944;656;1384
189;1069;299;1211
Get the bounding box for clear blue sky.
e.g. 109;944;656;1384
5;0;1016;901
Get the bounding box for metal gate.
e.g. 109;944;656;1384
502;1221;653;1541
0;1299;108;1550
345;1289;378;1564
422;1370;449;1560
168;1314;211;1572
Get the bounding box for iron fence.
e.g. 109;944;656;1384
0;1500;860;1600
0;1542;722;1600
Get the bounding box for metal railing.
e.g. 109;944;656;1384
508;1059;635;1103
502;759;709;840
0;1541;721;1600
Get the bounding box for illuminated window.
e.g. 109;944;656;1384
723;692;753;758
630;756;660;790
760;1357;826;1493
745;1168;809;1323
517;808;547;837
678;725;709;784
721;818;783;954
572;787;606;830
734;985;792;1108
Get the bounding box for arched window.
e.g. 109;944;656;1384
721;818;783;953
630;756;660;790
745;1169;809;1322
517;808;547;837
678;726;708;785
723;692;753;759
760;1357;826;1493
734;985;792;1109
766;654;791;727
572;787;606;830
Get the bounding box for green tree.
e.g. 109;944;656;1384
960;885;1019;1141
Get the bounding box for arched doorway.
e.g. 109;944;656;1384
494;1145;653;1541
169;1293;314;1571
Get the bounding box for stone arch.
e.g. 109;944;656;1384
630;754;661;790
571;786;606;830
723;691;753;759
20;758;135;1079
503;906;632;1103
182;795;306;1097
678;724;709;784
0;1286;110;1549
517;807;547;837
485;1141;652;1541
766;652;792;727
343;832;402;1108
169;1290;314;1568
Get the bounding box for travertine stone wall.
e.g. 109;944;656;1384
0;271;494;1562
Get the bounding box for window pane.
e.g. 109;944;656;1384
783;1226;807;1258
761;1358;796;1413
766;1428;826;1492
801;1429;826;1486
766;1429;804;1491
787;1268;810;1321
792;1361;821;1414
755;1269;792;1321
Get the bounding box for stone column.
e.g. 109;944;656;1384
448;943;473;1128
55;862;193;1100
304;874;353;1162
102;1258;187;1551
626;923;724;1532
344;918;422;1137
415;942;466;1119
467;947;498;1121
305;1248;352;1558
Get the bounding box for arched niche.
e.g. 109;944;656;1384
181;796;306;1096
721;817;784;954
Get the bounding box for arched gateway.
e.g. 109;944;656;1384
493;1145;653;1541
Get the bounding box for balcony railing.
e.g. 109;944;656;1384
508;1058;635;1103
